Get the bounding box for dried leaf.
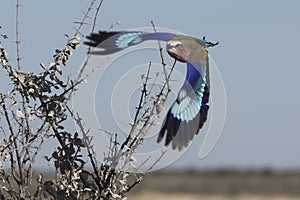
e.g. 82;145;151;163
48;110;54;117
155;99;165;114
16;109;25;118
1;34;8;39
40;63;47;71
49;62;56;68
55;49;61;54
56;65;62;74
28;88;35;94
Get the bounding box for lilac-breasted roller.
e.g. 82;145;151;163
84;31;218;150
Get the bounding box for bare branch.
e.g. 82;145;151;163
151;21;170;90
0;1;179;199
15;0;21;70
74;0;97;36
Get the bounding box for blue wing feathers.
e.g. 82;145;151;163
157;88;209;149
115;32;146;48
84;31;175;55
185;62;202;89
157;61;210;150
141;32;174;42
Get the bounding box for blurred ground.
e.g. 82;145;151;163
29;170;300;199
128;192;299;200
128;170;300;200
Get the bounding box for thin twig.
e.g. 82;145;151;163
146;148;167;172
15;0;21;69
75;0;105;84
92;0;104;33
74;0;97;37
151;21;170;90
1;101;23;187
120;62;151;152
133;61;151;124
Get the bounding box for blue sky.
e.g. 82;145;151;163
0;0;300;171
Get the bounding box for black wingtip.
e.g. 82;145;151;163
84;31;122;47
156;85;210;151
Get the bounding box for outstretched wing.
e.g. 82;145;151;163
157;61;210;150
84;31;175;55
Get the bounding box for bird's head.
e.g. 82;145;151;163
167;35;217;63
166;40;188;62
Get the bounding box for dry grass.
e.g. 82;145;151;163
128;191;299;200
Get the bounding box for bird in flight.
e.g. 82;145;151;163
84;31;218;150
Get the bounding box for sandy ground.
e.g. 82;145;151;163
128;191;300;200
128;171;300;199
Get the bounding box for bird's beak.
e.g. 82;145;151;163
206;41;219;48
